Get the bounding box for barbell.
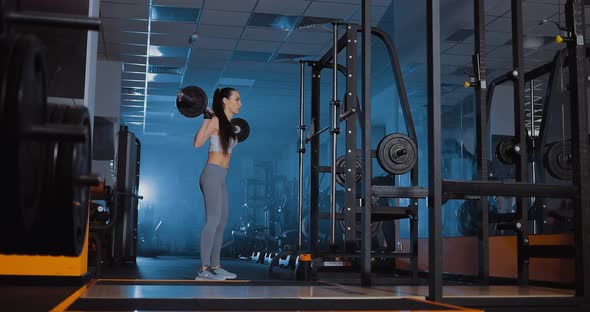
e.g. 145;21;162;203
176;85;250;142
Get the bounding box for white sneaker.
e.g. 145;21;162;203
212;267;237;279
196;267;226;280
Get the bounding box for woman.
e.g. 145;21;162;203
193;87;242;280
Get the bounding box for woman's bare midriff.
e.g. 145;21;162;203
207;151;231;168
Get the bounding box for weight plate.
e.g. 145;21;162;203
0;34;48;242
335;155;362;187
337;204;382;238
544;141;572;181
495;137;519;165
176;86;207;118
232;117;250;143
376;133;417;175
50;105;90;256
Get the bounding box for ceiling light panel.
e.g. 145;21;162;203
147;73;183;83
150;21;196;34
149;45;190;58
152;0;203;9
151;6;200;22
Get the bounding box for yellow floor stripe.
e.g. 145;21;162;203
96;278;254;283
50;279;96;312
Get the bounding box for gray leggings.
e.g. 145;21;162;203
199;163;228;267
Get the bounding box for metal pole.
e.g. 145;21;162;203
530;79;537;234
330;23;339;247
298;61;305;250
310;65;321;254
427;0;443;302
564;0;590;300
361;0;373;286
473;0;489;283
511;0;529;286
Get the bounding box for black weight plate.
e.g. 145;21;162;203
50;105;91;256
176;86;207;118
232;117;250;143
0;34;48;241
335;155;362;187
337;204;381;238
377;133;417;175
544;141;572;181
495;137;518;165
0;34;17;115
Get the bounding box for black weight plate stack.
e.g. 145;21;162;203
176;86;208;118
0;34;48;254
376;133;417;175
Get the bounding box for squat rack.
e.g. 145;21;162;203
295;0;589;305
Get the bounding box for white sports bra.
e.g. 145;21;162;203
209;134;237;154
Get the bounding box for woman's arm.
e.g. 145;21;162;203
193;116;217;148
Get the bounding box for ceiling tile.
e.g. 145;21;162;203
287;30;332;44
101;2;149;19
151;21;196;34
236;40;281;52
278;42;325;55
200;9;251;26
304;2;358;20
106;43;147;56
150;33;190;46
102;17;148;32
241;27;288;41
150;57;187;67
103;31;147;45
193;37;238;50
254;0;310;15
204;0;257;12
197;25;244;39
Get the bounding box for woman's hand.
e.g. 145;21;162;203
203;107;214;119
